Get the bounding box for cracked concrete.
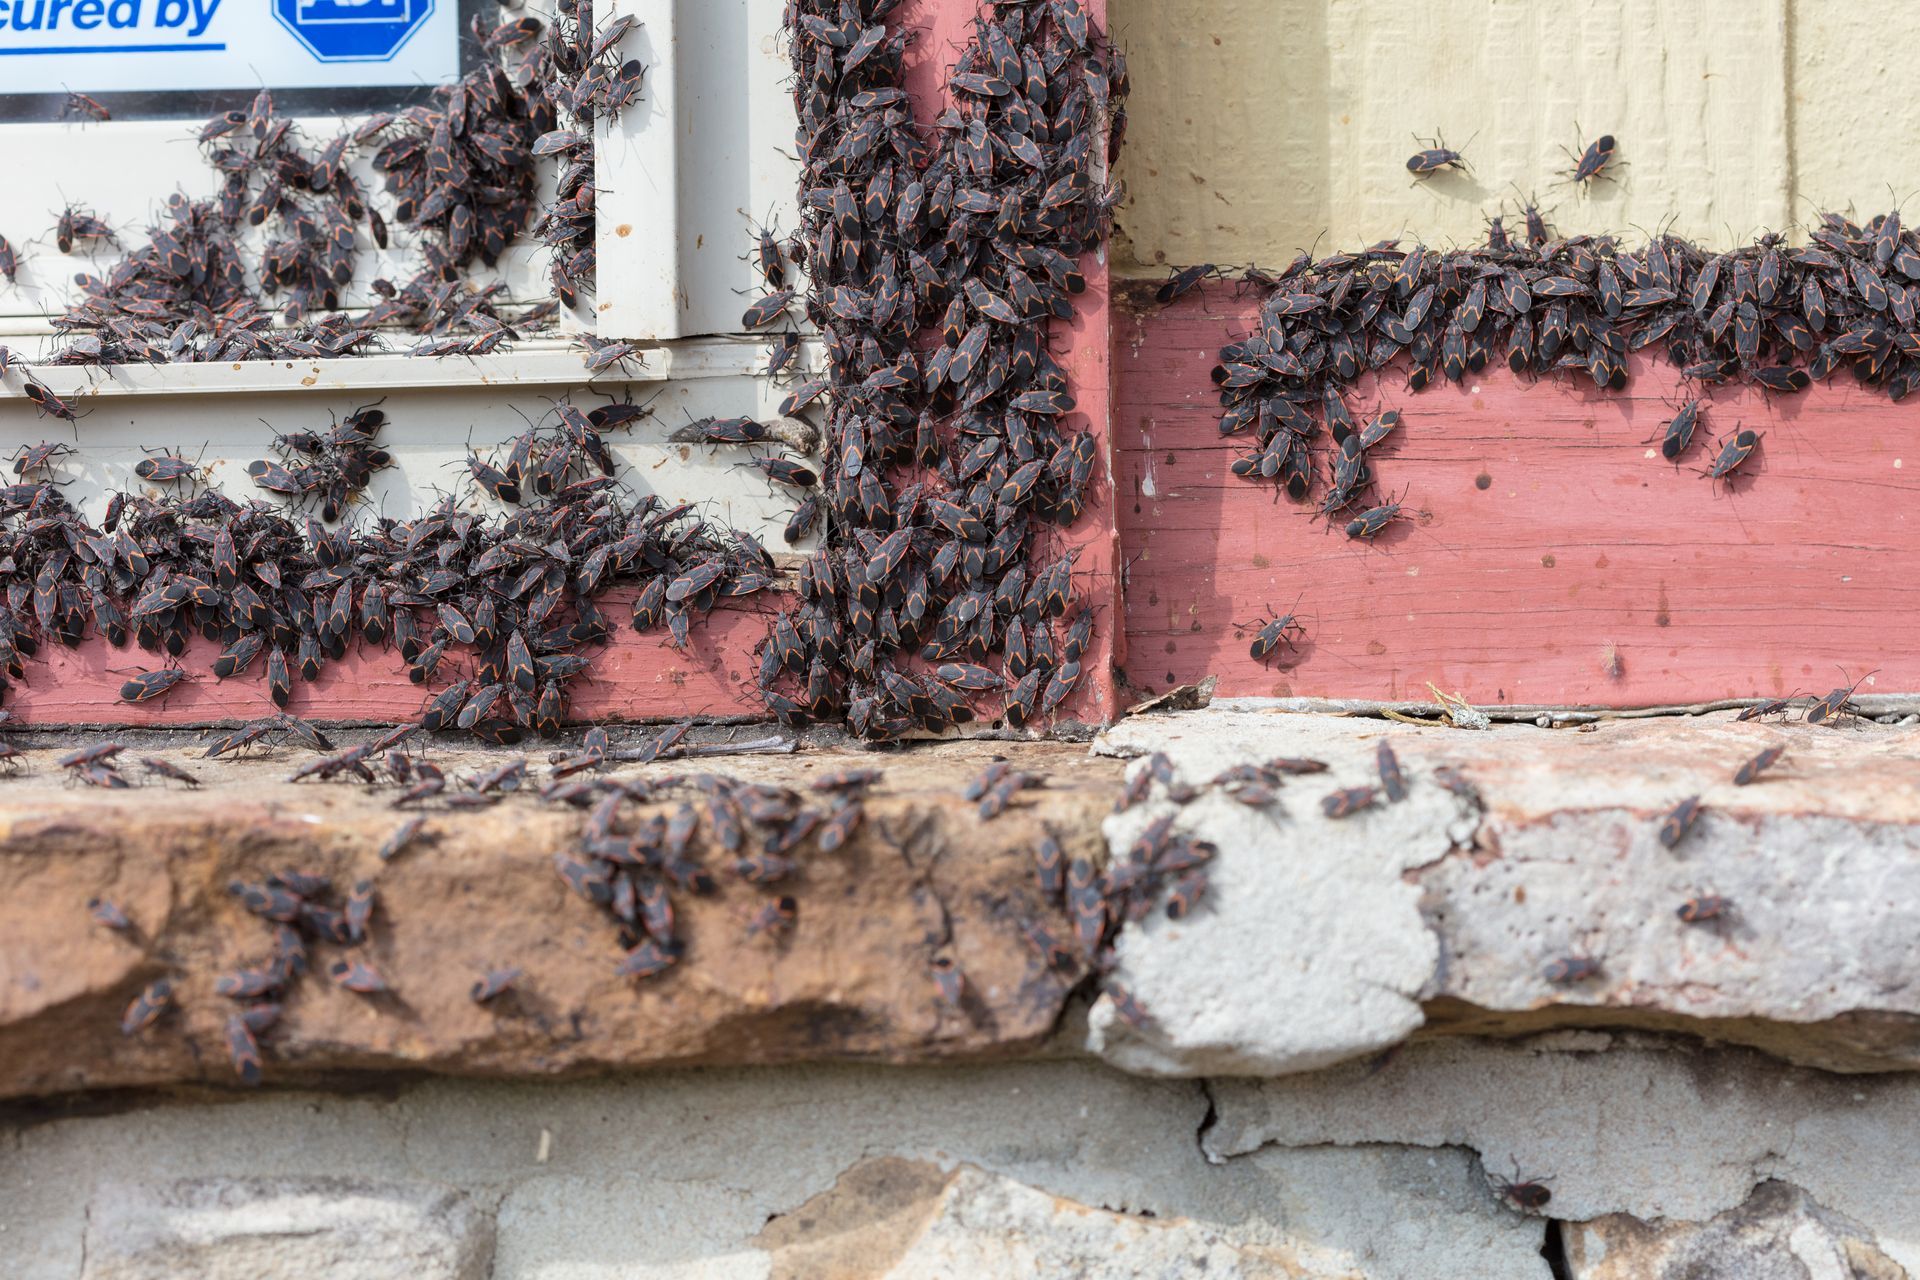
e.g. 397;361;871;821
1089;737;1450;1075
8;1038;1920;1276
1090;707;1920;1075
0;1061;1549;1280
1207;1033;1920;1273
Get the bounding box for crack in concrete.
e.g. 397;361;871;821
1539;1217;1572;1280
1193;1078;1220;1165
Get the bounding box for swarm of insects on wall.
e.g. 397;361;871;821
0;399;772;738
1196;188;1920;532
12;0;1140;1084
19;4;639;369
758;0;1128;738
535;5;647;327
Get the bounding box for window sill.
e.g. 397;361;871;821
2;335;804;402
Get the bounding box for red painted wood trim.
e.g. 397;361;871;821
5;596;772;728
1116;281;1920;707
1045;254;1121;724
899;0;1121;726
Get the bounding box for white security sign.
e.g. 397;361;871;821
0;0;457;94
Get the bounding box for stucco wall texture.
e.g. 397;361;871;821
1110;0;1918;272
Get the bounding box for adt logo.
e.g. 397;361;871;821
273;0;434;63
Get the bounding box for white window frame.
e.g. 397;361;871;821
0;0;801;391
0;0;813;543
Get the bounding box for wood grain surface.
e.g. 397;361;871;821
1115;281;1920;707
3;591;773;728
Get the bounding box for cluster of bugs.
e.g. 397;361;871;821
53;741;199;789
105;861;390;1086
1038;804;1215;987
465;395;655;511
243;401;394;522
20;7;623;371
98;737;1141;1079
1195;194;1920;518
769;0;1126;738
738;211;809;379
545;763;882;983
0;423;770;737
964;758;1046;818
1318;739;1420;817
368;15;551;279
1734;670;1877;726
1043;751;1220;1032
45;188;377;368
528;5;646;309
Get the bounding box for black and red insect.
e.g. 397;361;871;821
746;895;798;939
1732;745;1785;786
1321;786;1379;819
1242;594;1306;662
1658;796;1702;849
1162;869;1208;920
134;452;199;483
1487;1159;1554;1212
1561;130;1619;186
1106;982;1151;1029
330;959;390;994
23;382;79;421
1155;263;1220;305
1376;740;1407;802
1805;669;1876;726
1344;488;1410;540
1703;428;1761;481
1651;398;1703;462
88;897;132;930
225;1014;264;1085
1735;696;1797;722
141;757;202;787
930;955;966;1008
120;978;173;1035
1405;132;1473;177
120;668;191;704
1541;955;1600;985
1676;895;1733;924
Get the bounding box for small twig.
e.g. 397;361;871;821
603;735;792;762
